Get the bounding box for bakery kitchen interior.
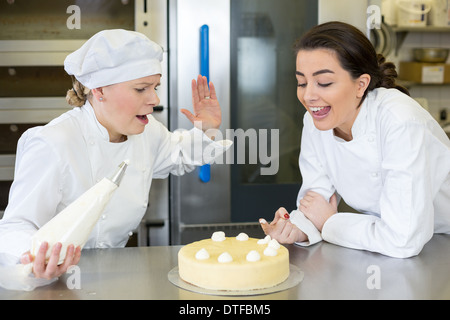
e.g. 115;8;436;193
0;0;449;301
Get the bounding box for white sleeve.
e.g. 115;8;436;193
289;114;335;246
290;210;322;246
321;119;447;258
151;120;232;178
0;129;63;260
296;114;336;204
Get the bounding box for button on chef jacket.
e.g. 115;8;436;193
290;88;450;258
0;101;231;260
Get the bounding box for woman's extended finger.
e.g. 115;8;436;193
277;207;290;220
274;207;290;222
191;79;200;106
202;76;211;98
259;218;271;235
59;244;76;271
72;246;82;265
209;81;217;100
180;108;196;123
32;241;49;276
63;245;81;268
197;75;206;99
43;242;63;279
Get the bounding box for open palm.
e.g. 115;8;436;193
181;75;222;132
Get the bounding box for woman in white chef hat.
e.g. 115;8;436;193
260;22;450;258
0;29;230;279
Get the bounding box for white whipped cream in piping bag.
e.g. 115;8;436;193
0;160;129;291
30;160;129;264
30;179;116;264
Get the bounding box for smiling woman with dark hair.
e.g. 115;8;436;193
260;21;450;258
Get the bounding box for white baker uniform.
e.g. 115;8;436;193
0;101;231;260
290;88;450;258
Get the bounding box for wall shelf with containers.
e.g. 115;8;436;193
391;26;450;55
395;33;450;88
382;0;450;88
380;0;450;130
381;0;450;53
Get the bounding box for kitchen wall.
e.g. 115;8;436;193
319;0;374;31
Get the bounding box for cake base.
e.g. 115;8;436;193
168;264;304;296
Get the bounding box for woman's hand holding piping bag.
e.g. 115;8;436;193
20;242;81;280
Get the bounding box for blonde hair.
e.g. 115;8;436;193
66;76;92;107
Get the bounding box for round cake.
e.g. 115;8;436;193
177;231;289;291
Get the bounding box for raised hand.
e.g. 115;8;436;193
181;75;222;133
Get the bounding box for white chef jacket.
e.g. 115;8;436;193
290;88;450;258
0;101;231;260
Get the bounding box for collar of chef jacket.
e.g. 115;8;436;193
349;97;370;140
81;100;112;142
330;102;369;144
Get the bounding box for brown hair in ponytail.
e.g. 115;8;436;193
376;54;409;95
294;21;409;102
66;75;91;107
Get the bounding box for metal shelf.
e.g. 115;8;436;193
0;40;86;66
398;79;450;88
391;25;450;55
393;26;450;33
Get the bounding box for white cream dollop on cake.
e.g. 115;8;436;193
246;250;261;262
211;231;226;242
257;235;271;245
218;252;233;263
195;248;210;260
178;232;289;291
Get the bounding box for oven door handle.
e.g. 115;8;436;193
198;24;211;183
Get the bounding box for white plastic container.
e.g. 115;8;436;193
382;0;398;25
429;0;449;26
396;0;432;26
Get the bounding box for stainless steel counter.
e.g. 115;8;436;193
1;235;449;300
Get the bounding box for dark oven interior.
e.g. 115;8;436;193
0;123;42;154
0;181;12;214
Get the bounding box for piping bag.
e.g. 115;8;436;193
0;160;129;291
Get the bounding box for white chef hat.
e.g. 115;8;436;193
64;29;163;89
